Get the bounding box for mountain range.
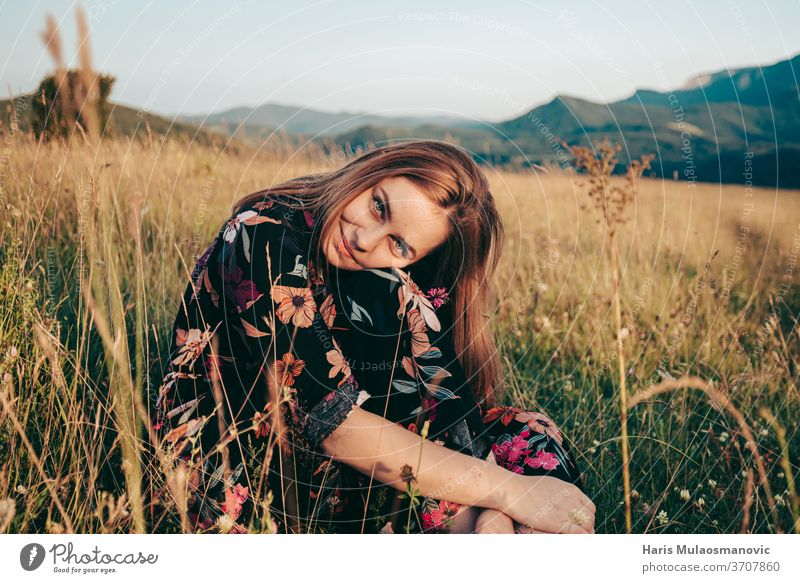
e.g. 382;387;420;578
3;53;798;187
178;53;800;188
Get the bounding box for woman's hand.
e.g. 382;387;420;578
474;508;515;533
500;474;596;534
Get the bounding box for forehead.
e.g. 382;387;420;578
377;176;450;247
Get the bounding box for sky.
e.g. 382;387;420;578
1;0;798;122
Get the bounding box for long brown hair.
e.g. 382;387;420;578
231;140;506;408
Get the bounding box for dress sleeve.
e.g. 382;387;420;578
219;200;370;449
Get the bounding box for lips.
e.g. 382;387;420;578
338;221;356;262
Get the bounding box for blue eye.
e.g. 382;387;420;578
392;237;407;257
372;195;385;217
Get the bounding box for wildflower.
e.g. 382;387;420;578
777;471;785;478
619;327;630;339
217;514;234;532
15;485;27;495
707;479;717;489
759;428;769;437
696;497;706;509
718;431;729;443
679;488;690;502
631;489;640;502
712;519;718;526
774;494;785;507
656;510;669;526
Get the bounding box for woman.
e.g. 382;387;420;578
152;140;594;534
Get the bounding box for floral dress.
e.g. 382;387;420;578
152;192;584;534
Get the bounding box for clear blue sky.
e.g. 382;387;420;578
1;0;798;122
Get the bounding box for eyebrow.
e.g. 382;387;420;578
379;185;418;258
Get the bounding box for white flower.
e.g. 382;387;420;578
217;514;235;532
718;431;729;443
707;479;717;489
619;327;630;339
656;510;669;525
679;488;690;502
696;497;706;508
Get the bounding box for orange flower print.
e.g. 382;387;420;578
483;406;564;446
326;337;351;383
275;351;305;387
483;405;524;427
319;292;336;328
514;411;564;446
271;285;316;328
406;308;431;357
172;325;215;368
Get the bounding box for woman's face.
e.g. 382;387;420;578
322;176;450;271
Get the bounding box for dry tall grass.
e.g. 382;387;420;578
0;127;798;533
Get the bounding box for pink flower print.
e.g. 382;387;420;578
421;500;461;531
303;209;315;228
220;483;249;520
491;431;532;470
421;396;438;424
525;449;560;471
425;287;449;309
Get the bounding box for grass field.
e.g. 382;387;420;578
0;132;798;534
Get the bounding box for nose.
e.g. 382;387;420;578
353;223;383;252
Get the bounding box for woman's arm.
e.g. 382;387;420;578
321;405;510;510
322;406;596;533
